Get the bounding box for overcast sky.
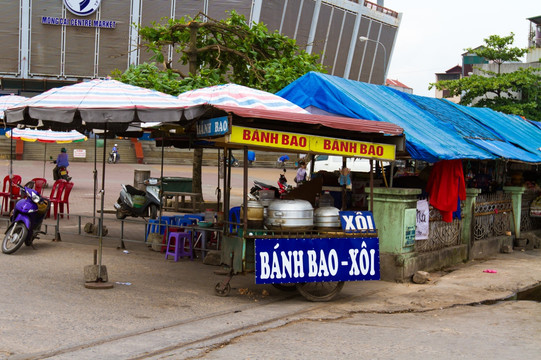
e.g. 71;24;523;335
383;1;540;97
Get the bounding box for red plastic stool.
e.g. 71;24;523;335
164;232;193;261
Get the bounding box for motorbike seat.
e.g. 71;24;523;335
253;180;274;188
125;185;146;196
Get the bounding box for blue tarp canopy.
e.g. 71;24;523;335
277;72;541;163
395;91;541;162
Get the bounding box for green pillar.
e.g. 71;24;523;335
462;188;481;260
371;187;421;254
503;186;525;238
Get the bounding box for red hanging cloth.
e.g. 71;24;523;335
426;159;466;223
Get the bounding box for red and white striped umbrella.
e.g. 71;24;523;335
6;128;87;143
5;78;184;125
178;83;308;120
0;95;28;120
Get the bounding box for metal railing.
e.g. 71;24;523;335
0;212;221;256
415;203;462;253
473;192;512;242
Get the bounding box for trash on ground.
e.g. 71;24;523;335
115;282;132;285
483;269;497;273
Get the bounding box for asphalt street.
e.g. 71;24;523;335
0;160;539;359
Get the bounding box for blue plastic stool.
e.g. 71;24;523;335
165;231;193;261
228;206;241;233
145;216;175;242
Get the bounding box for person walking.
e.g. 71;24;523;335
277;155;289;167
247;150;256;166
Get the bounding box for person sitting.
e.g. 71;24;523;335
110;143;119;163
295;159;308;186
53;147;69;181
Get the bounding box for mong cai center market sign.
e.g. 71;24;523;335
229;126;395;161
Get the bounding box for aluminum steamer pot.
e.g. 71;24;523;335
241;200;264;229
314;206;341;229
265;199;313;230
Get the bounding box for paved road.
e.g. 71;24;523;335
201;301;541;360
0;160;540;359
0;237;538;359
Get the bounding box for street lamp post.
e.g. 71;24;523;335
359;36;387;85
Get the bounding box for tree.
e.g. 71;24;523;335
430;33;541;121
112;11;325;199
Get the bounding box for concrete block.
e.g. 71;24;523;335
84;265;108;282
203;250;221;266
148;233;163;252
412;271;430;284
501;244;513;253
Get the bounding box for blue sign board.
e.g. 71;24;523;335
255;237;380;284
339;211;376;231
196;116;229;137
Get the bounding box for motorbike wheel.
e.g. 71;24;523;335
295;281;344;302
116;208;127;220
115;198;127;219
2;222;28;254
149;204;158;219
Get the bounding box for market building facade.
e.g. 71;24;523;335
0;0;401;97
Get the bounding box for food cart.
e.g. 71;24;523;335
190;105;404;301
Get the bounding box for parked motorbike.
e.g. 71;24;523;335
250;169;291;199
114;178;160;220
2;183;50;254
108;151;119;164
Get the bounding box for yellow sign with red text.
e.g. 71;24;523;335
229;126;395;160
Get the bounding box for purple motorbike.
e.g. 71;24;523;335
2;183;50;254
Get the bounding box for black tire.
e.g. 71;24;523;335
272;283;298;292
2;223;28;254
148;204;158;219
116;208;127;220
295;281;345;302
214;282;231;297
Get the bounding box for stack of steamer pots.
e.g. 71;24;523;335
241;200;265;229
258;190;275;218
264;199;314;231
313;192;341;231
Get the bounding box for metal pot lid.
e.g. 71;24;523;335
268;199;313;211
314;206;340;217
244;200;263;209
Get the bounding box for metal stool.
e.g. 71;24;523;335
164;231;193;261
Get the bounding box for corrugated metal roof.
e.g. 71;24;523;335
209;105;404;136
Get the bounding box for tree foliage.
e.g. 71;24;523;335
430;33;541;121
113;11;325;94
112;11;325;199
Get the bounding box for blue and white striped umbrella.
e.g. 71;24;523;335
178;83;308;120
5;78;184;125
0;95;28;120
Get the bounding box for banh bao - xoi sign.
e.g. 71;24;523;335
255;237;380;284
229;126;395;161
